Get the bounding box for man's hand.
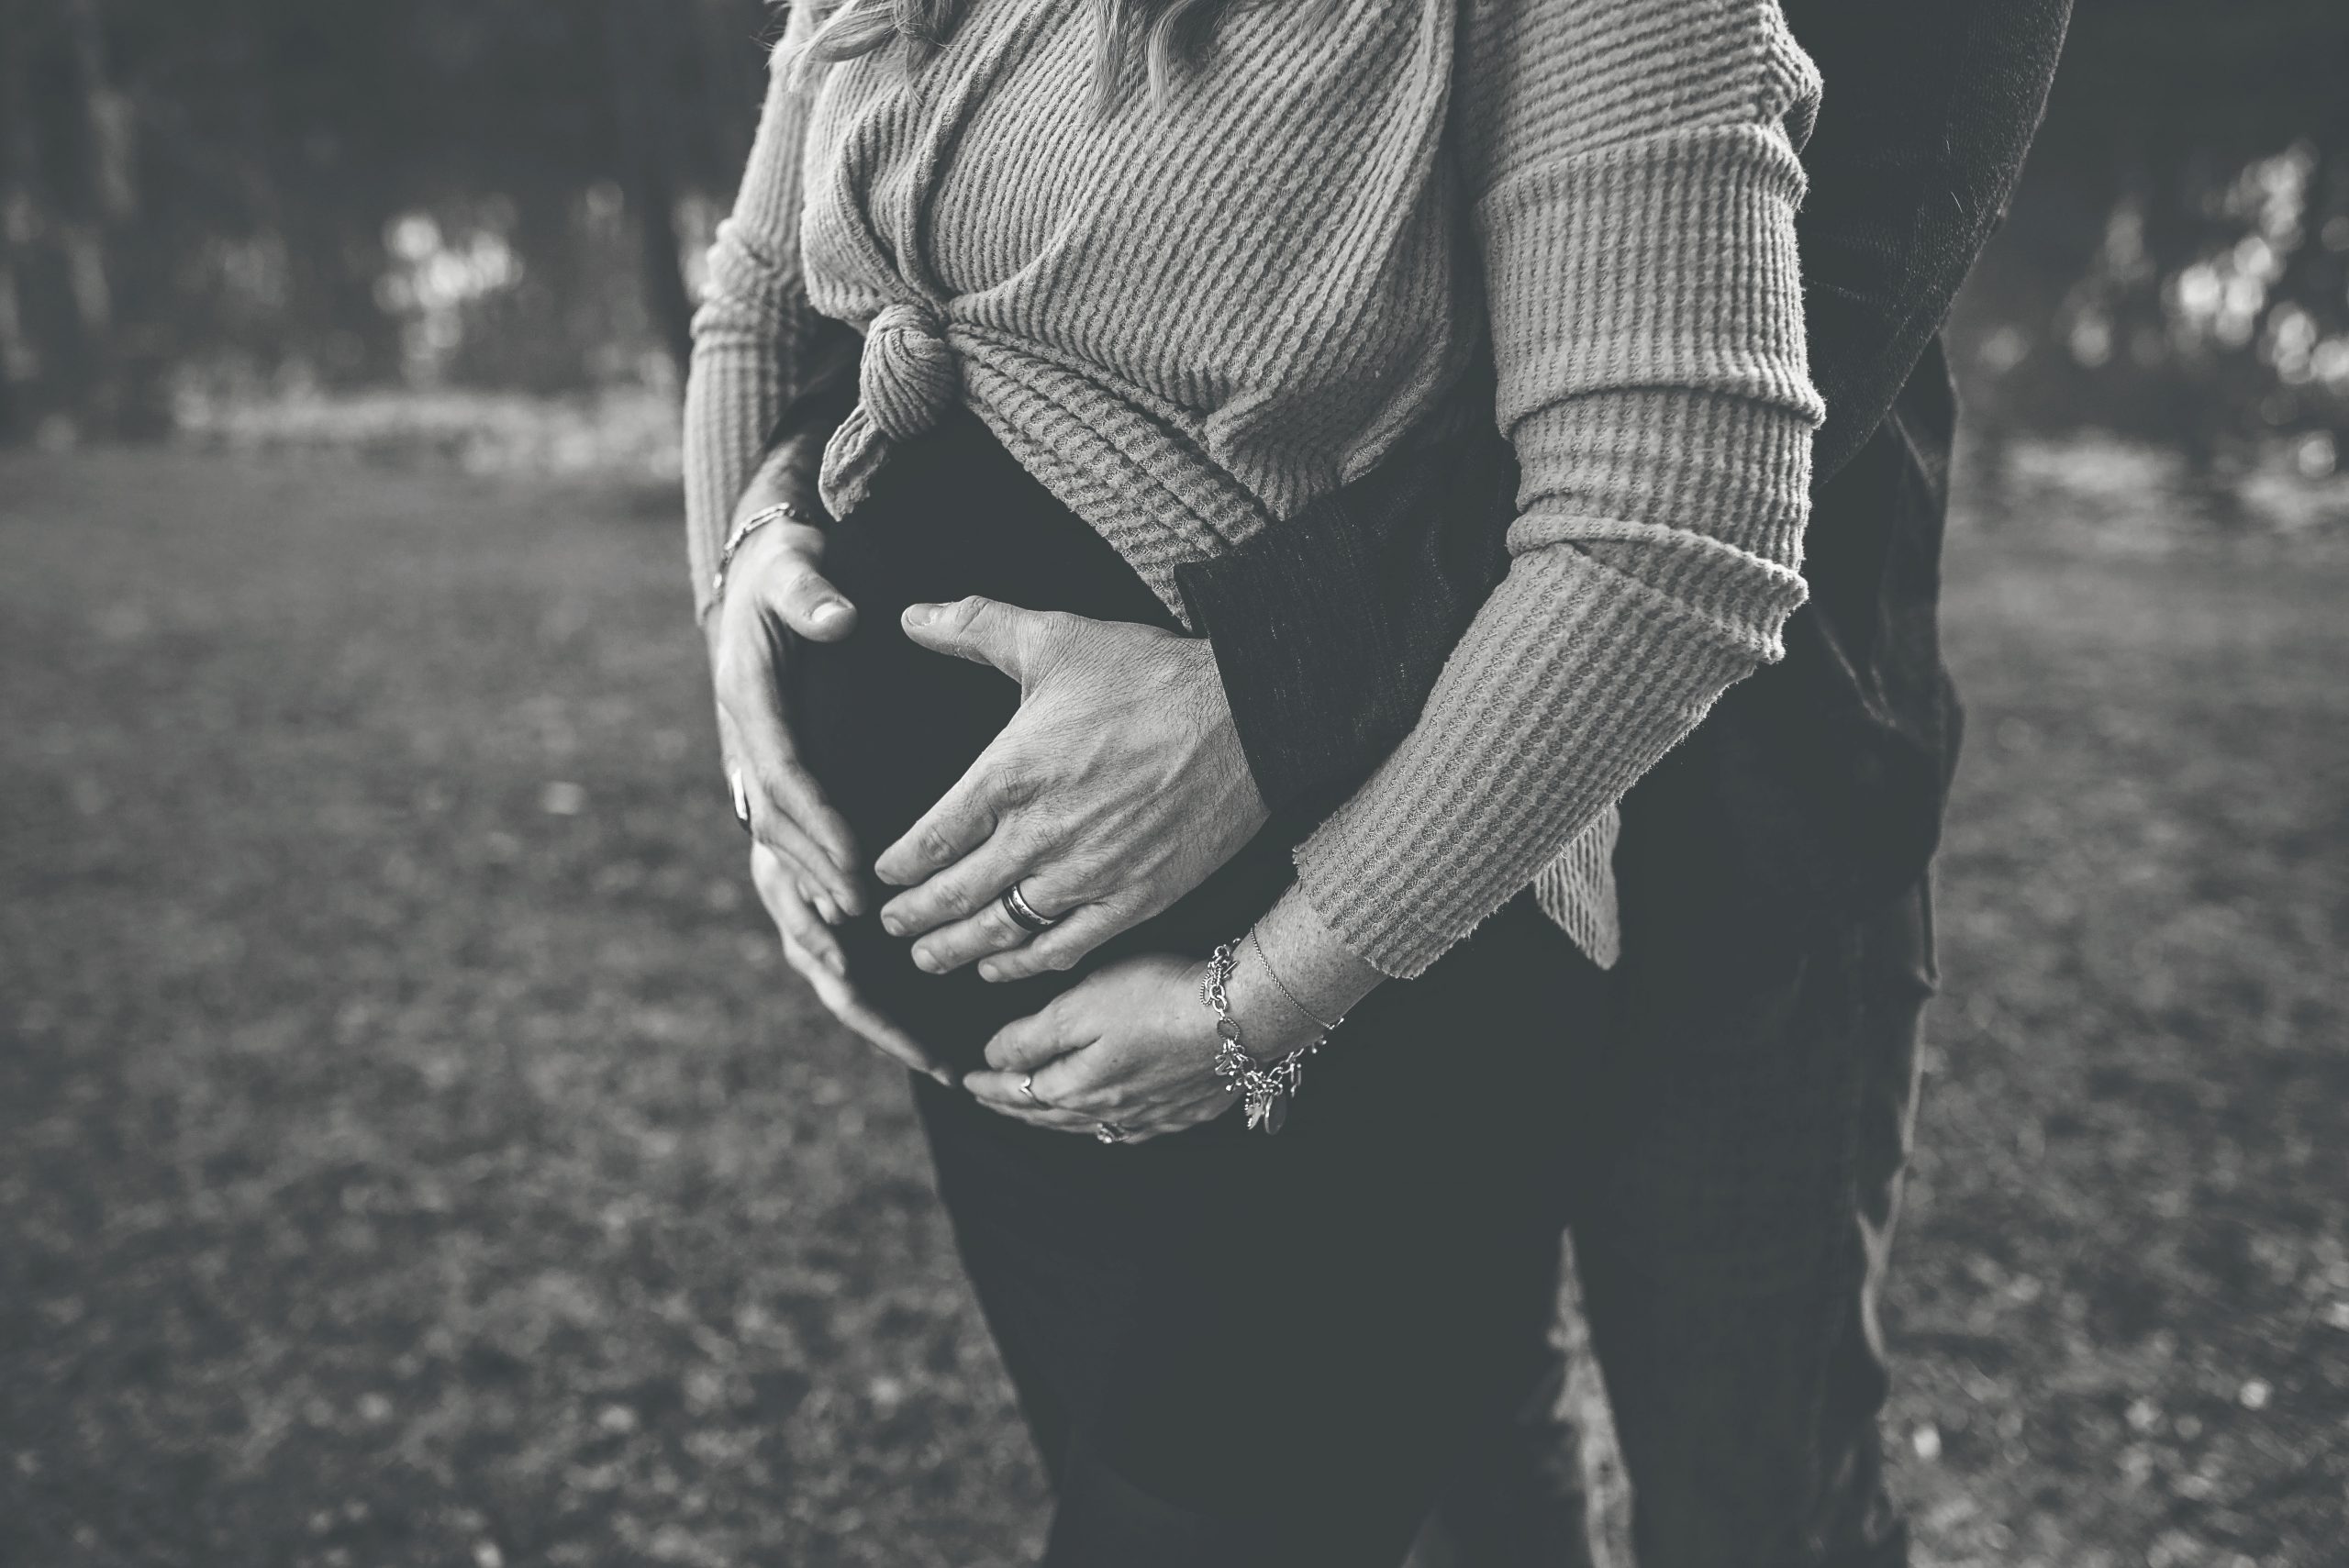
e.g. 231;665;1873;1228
871;596;1270;981
707;432;866;922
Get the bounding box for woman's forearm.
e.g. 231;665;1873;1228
683;6;825;622
1236;884;1386;1050
1272;0;1825;981
1287;400;1812;980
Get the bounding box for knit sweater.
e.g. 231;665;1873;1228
684;0;1824;980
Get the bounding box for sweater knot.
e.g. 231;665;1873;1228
859;300;957;441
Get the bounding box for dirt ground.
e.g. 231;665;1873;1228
3;447;2343;1566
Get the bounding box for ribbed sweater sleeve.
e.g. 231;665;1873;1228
1290;0;1827;978
682;2;827;625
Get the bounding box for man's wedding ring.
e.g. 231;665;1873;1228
1094;1121;1130;1145
729;767;753;835
1000;881;1057;934
1019;1073;1043;1106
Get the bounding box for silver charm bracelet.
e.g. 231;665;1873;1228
1200;939;1321;1136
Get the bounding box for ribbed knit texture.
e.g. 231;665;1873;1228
685;0;1824;978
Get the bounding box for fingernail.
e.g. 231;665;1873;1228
976;962;1001;983
931;1069;957;1087
912;950;940;974
879;912;905;937
904;603;938;627
810;599;850;628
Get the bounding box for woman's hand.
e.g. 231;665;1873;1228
870;597;1270;980
748;843;958;1086
962;954;1241;1142
715;439;959;1083
707;433;868;921
964;891;1383;1142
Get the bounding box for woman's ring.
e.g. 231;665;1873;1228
728;767;753;835
1019;1073;1043;1106
1094;1121;1129;1145
1000;881;1058;934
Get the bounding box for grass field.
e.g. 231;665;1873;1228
3;446;2343;1566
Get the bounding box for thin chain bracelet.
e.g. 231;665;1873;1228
1201;940;1318;1136
703;498;823;627
1250;927;1346;1035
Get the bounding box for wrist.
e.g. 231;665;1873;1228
1185;636;1271;829
1242;884;1382;1040
1222;941;1330;1060
703;508;825;651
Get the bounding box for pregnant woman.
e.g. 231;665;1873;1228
686;0;1823;1560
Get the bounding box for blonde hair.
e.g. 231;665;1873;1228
781;0;1329;116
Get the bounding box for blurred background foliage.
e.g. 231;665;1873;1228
1;0;2346;482
0;0;777;438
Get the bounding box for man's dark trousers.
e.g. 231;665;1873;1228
1427;350;1965;1568
1572;876;1936;1568
1170;0;2073;1549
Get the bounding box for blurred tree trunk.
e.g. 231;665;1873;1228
0;0;44;440
604;0;695;384
692;0;766;168
61;0;168;433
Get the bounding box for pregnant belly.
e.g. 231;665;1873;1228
788;409;1197;1068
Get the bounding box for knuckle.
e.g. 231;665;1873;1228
988;758;1042;805
771;559;818;598
916;823;960;866
756;777;803;823
769;758;817;804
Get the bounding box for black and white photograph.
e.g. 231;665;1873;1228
3;1;2344;1564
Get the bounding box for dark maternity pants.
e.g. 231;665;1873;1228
791;407;1607;1566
